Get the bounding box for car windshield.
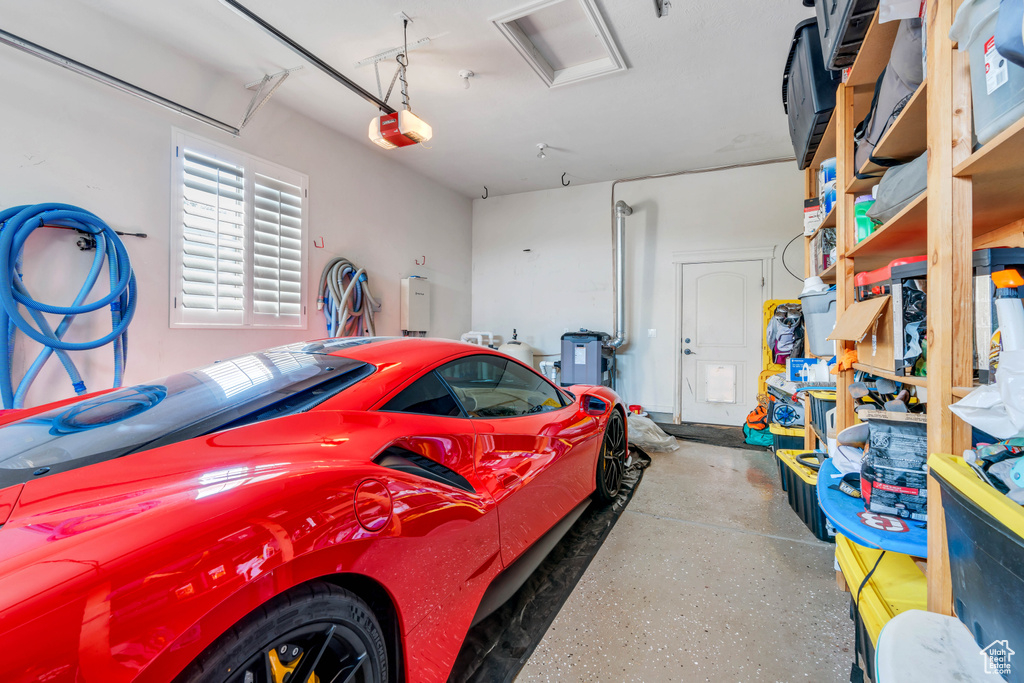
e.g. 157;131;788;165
0;350;371;487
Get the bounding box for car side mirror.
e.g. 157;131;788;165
581;395;608;416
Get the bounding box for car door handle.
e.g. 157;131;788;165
500;474;522;489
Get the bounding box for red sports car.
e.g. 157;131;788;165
0;337;628;683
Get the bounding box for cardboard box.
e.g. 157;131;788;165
827;295;894;374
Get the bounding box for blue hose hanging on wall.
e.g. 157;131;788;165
0;203;138;410
317;257;379;338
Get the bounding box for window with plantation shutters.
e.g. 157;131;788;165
253;174;303;321
171;130;307;330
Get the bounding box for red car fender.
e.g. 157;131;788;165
130;470;502;683
567;384;626;472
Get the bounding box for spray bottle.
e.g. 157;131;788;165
993;269;1024;352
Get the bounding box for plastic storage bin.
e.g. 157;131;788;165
931;454;1024;682
855;256;928;301
776;450;835;542
800;288;838;357
784;19;843;169
808;390;837;441
817;0;881;69
834;534;927;678
769;423;805;452
951;0;1024;145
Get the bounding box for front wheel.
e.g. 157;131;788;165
177;582;388;683
594;409;627;504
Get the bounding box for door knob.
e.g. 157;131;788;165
684;349;696;355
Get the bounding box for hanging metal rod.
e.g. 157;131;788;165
220;0;396;114
0;27;240;136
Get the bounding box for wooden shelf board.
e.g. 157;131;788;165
822;205;837;229
820;262;837;284
951;385;979;399
954;114;1024;236
846;191;928;272
811;110;838;171
811;422;827;445
852;363;928;387
847;82;928;196
846;11;900;89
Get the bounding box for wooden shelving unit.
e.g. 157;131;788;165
846;191;928;271
800;0;1024;617
848;82;928;196
851;363;928;388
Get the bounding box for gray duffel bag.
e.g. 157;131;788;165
854;18;924;174
866;150;927;224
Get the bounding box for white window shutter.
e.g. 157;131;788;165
171;131;307;330
178;149;246;325
252;173;304;325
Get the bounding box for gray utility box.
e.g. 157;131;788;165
560;330;613;387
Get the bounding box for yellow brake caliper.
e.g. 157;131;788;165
268;645;320;683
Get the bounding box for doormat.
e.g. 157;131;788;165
656;421;767;452
448;447;652;683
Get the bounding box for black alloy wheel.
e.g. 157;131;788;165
178;582;387;683
595;409;627;504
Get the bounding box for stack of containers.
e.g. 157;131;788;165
819;157;838;221
950;0;1024;147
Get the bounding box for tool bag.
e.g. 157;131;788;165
853;18;925;175
866;150;928;224
997;0;1024;68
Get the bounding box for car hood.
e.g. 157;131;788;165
0;410;394;612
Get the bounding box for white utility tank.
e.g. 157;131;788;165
498;329;535;368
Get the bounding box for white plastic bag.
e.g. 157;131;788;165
950;350;1024;439
626;413;679;453
879;0;923;23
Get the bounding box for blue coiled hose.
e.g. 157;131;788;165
317;257;379;338
0;203;137;409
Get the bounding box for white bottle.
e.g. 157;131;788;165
993;270;1024;353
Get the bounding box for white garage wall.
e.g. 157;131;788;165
0;4;471;408
472;162;805;418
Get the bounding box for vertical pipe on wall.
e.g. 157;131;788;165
608;200;633;349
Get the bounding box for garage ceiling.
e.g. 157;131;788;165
10;0;812;197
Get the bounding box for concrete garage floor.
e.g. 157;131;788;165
517;439;852;682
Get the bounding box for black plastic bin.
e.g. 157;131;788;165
932;456;1024;683
816;0;880;70
784;19;843;169
776;450;836;543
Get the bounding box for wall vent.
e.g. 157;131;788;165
492;0;627;88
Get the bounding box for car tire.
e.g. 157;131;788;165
176;581;388;683
594;408;627;504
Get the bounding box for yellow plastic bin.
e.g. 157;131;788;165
776;450;834;542
835;534;927;679
769;423;805;453
931;454;1024;680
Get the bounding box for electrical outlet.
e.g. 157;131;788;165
648;329;657;338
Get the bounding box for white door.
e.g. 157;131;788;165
680;260;764;426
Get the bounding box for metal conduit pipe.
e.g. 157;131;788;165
604;156;796;352
607;200;632;349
